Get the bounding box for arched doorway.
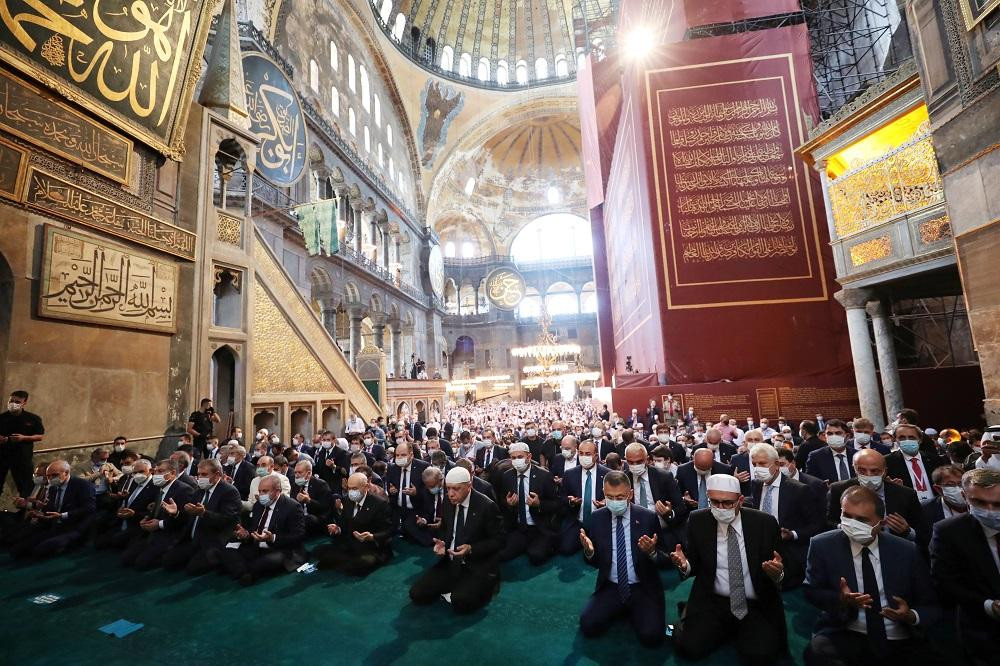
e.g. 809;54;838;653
321;405;341;433
211;346;237;434
290;407;312;439
451;336;475;376
253;409;277;437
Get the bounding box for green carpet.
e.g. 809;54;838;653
0;540;820;665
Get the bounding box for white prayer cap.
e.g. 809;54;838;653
227;439;239;446
336;437;348;447
445;467;471;484
923;428;938;436
706;474;741;494
509;442;530;454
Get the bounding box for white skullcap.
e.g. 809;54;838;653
923;428;938;436
706;474;741;494
336;437;348;447
227;439;239;446
445;467;471;484
509;442;530;454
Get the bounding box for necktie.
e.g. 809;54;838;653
762;484;774;516
728;525;748;619
861;546;888;654
153;490;166;518
638;476;648;508
837;454;849;481
126;483;143;508
55;487;65;512
34;484;47;502
518;474;528;525
909;458;926;491
698;475;708;509
191;490;209;537
400;468;408;507
615;516;631;601
434;494;441;522
257;505;271;532
582;471;593;529
453;504;466;551
485;448;492;467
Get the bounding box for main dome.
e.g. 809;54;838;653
370;0;617;89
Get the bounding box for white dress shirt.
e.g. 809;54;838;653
243;472;291;511
633;470;655;511
562;455;578;473
578;467;599;523
449;492;472;556
901;454;935;502
833;452;851;481
846;537;919;639
759;473;789;538
608;505;638;585
517;473;535;526
713;513;757;600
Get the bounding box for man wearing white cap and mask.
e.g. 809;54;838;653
671;473;787;664
498;441;560;564
409;466;506;614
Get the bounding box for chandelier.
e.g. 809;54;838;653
511;306;596;388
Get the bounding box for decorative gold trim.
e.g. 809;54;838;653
918;214;952;245
0;136;28;202
849;236;893;266
216;212;243;246
0;68;133;184
959;0;1000;30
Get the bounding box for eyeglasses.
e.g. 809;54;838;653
708;498;739;509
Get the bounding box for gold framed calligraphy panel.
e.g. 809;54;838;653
39;225;177;333
0;68;132;184
0;135;27;200
24;168;195;260
0;0;216;158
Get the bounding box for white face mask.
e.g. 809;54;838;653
628;463;646;476
592;428;602;438
656;434;670;443
561;449;574;459
854;433;871;447
858;474;883;491
348;489;365;502
653;461;667;469
511;458;528;472
827;435;846;450
121;465;134;474
7;401;21;412
711;506;737;524
33;474;45;485
295;476;309;487
524;429;536;437
395;456;409;467
578;455;594;469
132;473;148;485
151;474;167;487
752;466;773;482
196;477;212;490
226;456;236;466
839;516;876;545
779;466;792;477
940;485;966;507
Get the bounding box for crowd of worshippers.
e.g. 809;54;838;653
1;396;999;666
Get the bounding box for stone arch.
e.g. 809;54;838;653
344;281;362;305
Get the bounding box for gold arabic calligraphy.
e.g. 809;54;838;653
486;270;525;309
681;236;799;263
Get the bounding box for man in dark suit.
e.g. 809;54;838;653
314;472;394;575
675;448;734;513
314;434;349;492
120;458;195;569
499;442;559;564
559;440;608;555
806;422;857;484
827;449;926;545
929;468;1000;664
796;420;825;470
644;399;661;433
849;418;891;454
623;442;686;552
777;448;827;500
160;458;242;575
749;443;822;589
170;451;200;491
409;467;506;614
291;459;333;536
692;428;737;465
386;442;429;536
885;424;943;504
407;466;446;547
578;470;667;647
456;458;495;502
223;444;255;500
549;435;581;481
921;464;969;529
220;475;305;585
670;474;787;664
804;484;942;664
361;432;387;464
652;423;688;464
94;459;158;550
10;460;96;559
474;435;508;476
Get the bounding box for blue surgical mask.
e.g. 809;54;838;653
258;493;274;507
256;467;269;477
899;441;920;456
550;430;562;439
606;499;628;516
429;486;442;495
970;505;1000;531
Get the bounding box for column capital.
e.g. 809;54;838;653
369;311;388;327
833;288;874;310
346;304;366;319
865;299;889;318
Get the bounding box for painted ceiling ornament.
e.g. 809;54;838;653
418;79;463;168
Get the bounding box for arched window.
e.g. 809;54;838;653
518;287;541;319
555;54;568;77
464;177;475;195
364;125;371;152
459;52;472;77
441;45;454;71
388;156;394;175
461;241;475;258
348;107;356;135
496;59;509;85
309;59;319;92
377;143;384;167
444;241;456;257
546;282;578;316
373;94;381;127
580;281;597;313
459;284;476;316
379;0;392;23
477;57;490;82
535;57;549;79
348;54;356;91
392;13;406;41
510;213;593;263
387;125;393;146
330;41;339;70
360;65;370;111
515;60;528;84
330;86;339;116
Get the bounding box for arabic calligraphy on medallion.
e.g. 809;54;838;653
0;0;214;156
242;52;307;186
24;168;195;260
485;268;526;310
40;225;177;333
0;68;132;183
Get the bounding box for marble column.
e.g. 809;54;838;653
867;299;904;423
352;201;363;255
391;326;402;374
834;288;885;430
382;229;391;268
320;304;337;339
370;313;387;350
349;311;363;369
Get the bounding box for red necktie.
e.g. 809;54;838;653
909;458;926;491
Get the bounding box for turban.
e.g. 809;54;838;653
706;474;741;494
509;442;530;454
445;467;471;484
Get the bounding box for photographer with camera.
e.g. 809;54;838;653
187;398;221;460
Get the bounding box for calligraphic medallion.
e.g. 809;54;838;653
0;0;216;158
242;52;308;186
485;267;526;310
39;225;178;333
427;244;444;299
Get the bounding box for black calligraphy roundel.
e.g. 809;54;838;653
242;53;308;186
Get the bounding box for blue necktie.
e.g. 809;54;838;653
582;471;593;530
616;515;631;601
698;475;708;509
